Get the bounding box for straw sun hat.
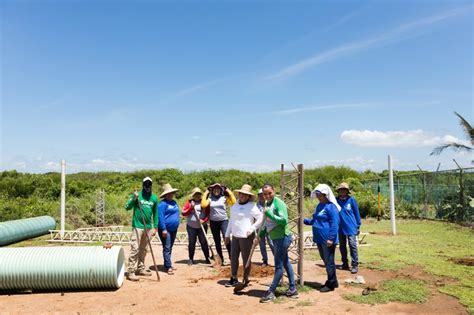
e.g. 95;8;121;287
160;183;179;198
235;184;255;198
188;187;202;200
336;182;351;192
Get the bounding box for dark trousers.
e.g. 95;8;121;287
230;233;255;281
186;224;210;260
210;220;231;261
317;243;338;289
339;233;358;267
158;229;177;269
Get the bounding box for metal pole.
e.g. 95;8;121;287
388;155;396;235
297;164;304;286
60;160;66;238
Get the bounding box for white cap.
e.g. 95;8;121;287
143;177;153;183
258;188;263;194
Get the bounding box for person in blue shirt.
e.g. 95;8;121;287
157;183;180;275
304;184;340;292
336;182;361;274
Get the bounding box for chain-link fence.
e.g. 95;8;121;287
362;167;474;223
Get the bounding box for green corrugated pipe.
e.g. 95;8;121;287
0;246;125;291
0;216;56;246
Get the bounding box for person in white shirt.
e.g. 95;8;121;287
224;184;263;288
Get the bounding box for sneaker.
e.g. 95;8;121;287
340;264;350;270
260;290;276;303
225;277;238;287
126;272;140;281
285;287;299;299
351;267;358;274
188;259;194;266
319;286;335;293
136;269;152;276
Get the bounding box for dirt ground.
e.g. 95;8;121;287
0;245;467;314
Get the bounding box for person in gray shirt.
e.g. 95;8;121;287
201;183;236;264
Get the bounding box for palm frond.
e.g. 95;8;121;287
430;142;473;156
454;111;474;144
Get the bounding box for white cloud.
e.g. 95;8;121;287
265;6;470;80
272;103;373;115
340;129;471;148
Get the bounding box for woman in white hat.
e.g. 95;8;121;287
182;187;211;265
157;183;180;275
224;184;263;288
304;184;341;292
201;183;236;264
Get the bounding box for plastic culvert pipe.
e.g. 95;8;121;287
0;216;56;246
0;246;125;291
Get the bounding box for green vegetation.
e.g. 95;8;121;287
0;166;367;229
343;279;429;305
306;220;473;312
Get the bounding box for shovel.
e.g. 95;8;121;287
192;205;222;267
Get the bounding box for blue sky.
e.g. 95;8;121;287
1;0;473;173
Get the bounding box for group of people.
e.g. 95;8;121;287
124;176;361;303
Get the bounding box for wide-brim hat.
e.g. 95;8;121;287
160;183;179;198
235;184;255;196
189;187;202;200
209;183;222;189
336;182;351;192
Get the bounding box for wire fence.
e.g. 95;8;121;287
362;166;474;223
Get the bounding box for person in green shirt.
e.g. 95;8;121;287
125;177;159;281
259;184;298;303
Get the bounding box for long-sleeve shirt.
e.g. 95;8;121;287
201;190;236;222
225;201;263;238
337;196;361;236
258;197;290;240
304;202;340;245
157;199;180;232
182;200;210;229
125;191;158;229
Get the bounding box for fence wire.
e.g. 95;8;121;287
362;167;474;223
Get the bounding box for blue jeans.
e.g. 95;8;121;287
158;229;177;269
269;234;295;292
339;234;358;267
317;243;338;288
259;234;275;264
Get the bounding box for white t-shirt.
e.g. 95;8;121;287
225;201;263;238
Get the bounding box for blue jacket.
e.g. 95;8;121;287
157;199;180;232
304;202;339;245
337;196;361;236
